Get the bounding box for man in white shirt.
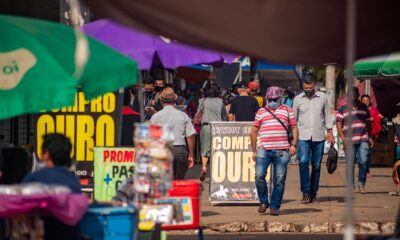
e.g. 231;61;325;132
150;87;196;179
293;73;334;203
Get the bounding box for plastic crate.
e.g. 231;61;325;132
81;205;138;240
160;180;200;230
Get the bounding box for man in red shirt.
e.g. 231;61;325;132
250;86;299;216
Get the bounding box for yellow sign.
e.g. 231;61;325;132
35;91;120;180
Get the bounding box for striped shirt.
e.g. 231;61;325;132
336;103;371;143
254;105;297;150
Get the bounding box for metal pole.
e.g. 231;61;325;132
138;71;145;122
116;88;124;146
365;79;371;95
344;0;356;239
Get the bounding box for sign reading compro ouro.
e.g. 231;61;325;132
35;91;121;187
94;147;136;201
210;122;271;204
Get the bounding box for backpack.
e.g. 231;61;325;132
326;145;338;174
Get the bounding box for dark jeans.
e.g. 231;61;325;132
348;141;369;187
255;148;290;210
298;140;325;197
172;146;188;180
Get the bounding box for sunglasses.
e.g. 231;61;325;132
268;98;279;102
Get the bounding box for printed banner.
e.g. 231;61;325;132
210;122;271;203
94;147;136;201
35;92;122;188
155;197;194;226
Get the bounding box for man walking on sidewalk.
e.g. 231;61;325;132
150;87;196;179
336;87;373;193
250;86;298;216
292;73;334;203
229;81;260;121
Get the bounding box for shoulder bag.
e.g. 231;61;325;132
265;106;294;144
193;99;205;125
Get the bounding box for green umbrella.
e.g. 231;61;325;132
0;14;138;120
354;52;400;79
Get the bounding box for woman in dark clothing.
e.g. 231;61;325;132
121;88;141;146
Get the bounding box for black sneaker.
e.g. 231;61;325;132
258;203;270;213
310;195;319;203
301;193;311;204
270;208;280;216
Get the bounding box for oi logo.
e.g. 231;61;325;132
2;61;19;75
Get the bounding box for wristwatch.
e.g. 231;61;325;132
291;144;297;148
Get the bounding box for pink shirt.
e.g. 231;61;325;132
254;105;296;150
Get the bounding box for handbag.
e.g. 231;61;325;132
380;117;389;138
193;99;204;125
265;107;294;144
326;145;338;174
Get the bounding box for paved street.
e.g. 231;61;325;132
169;233;343;240
183;161;399;229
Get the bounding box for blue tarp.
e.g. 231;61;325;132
241;60;295;71
188;58;295;71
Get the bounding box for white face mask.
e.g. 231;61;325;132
36;161;46;170
33;153;46;170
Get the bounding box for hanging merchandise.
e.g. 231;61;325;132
134;123;174;203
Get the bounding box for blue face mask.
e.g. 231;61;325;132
268;99;281;109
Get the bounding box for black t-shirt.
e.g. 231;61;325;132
229;96;260;121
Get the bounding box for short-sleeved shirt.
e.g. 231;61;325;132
150;105;196;146
254;104;297;150
336;103;371;143
254;95;265;108
229;96;260;121
197;98;227;123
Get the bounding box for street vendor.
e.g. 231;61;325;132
23;133;82;240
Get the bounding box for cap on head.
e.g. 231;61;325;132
248;81;259;90
265;86;282;99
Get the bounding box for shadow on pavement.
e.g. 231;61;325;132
280;208;323;215
371;174;391;178
317;196;346;203
201;211;220;217
362;191;389;195
319;185;345;188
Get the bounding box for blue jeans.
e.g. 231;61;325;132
255;148;290;210
396;145;400;160
366;148;372;173
298;140;325;197
348;141;369;187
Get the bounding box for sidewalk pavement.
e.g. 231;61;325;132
180;162;399;234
